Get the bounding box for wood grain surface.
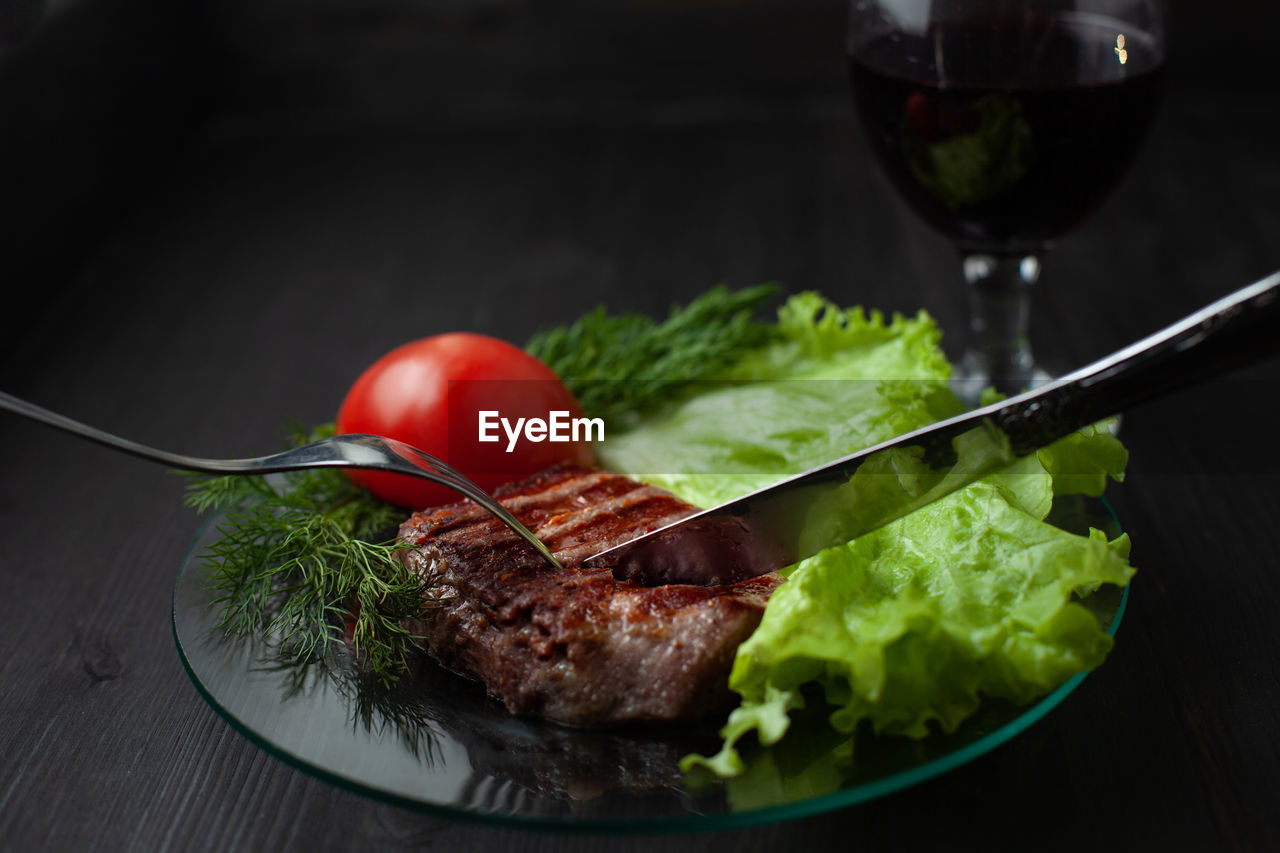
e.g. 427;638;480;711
2;1;1278;850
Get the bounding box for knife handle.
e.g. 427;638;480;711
994;270;1280;456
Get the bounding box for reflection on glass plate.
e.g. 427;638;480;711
172;496;1127;832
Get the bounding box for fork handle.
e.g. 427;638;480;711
0;390;564;569
0;390;216;471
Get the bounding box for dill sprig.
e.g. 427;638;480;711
184;283;780;690
183;424;433;685
526;283;780;424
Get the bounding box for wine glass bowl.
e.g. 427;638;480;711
847;0;1166;399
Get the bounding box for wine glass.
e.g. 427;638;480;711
847;0;1166;400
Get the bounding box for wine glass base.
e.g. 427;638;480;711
949;361;1053;407
949;362;1125;435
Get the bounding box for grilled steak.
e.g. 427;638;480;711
398;464;783;726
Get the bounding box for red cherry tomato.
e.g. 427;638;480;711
335;332;595;509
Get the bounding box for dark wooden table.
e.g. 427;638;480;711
3;2;1279;850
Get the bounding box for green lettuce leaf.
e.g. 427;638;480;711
596;293;1133;777
597;295;960;507
684;487;1133;776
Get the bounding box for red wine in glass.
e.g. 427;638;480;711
847;4;1166;397
852;19;1164;254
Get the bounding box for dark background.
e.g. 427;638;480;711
2;0;1279;850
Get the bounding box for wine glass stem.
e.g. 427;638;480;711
956;253;1045;402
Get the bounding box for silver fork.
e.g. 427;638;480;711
0;390;561;568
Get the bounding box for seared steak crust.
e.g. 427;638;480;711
399;465;782;726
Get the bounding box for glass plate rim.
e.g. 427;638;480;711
173;495;1128;834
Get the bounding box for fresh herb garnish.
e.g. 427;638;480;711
188;284;780;688
526;283;780;424
184;424;435;685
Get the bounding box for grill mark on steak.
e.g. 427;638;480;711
399;464;783;726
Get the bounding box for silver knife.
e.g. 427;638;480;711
586;270;1280;586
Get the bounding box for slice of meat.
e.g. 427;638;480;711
398;464;783;726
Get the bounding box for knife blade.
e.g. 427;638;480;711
584;270;1280;586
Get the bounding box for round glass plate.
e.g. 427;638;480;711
173;496;1127;832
